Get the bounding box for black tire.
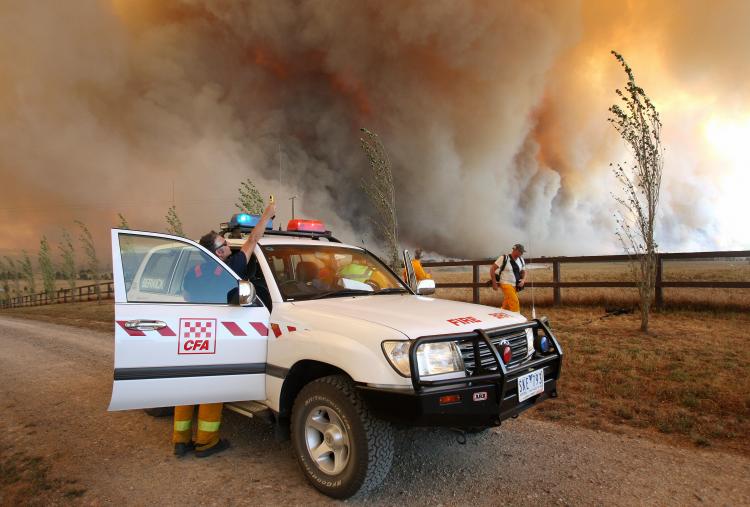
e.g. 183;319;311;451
291;375;394;499
144;407;174;417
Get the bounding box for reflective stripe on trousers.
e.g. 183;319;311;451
172;403;223;448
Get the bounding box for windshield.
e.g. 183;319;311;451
261;244;408;301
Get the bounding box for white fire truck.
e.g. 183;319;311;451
109;214;563;498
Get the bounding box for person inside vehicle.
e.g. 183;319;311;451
173;200;275;458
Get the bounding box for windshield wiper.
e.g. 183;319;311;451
306;289;374;300
372;287;409;295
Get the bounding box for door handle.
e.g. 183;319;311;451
124;320;167;331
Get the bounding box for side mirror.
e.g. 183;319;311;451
237;280;256;306
403;249;416;290
416;279;435;295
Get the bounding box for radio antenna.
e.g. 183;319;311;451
528;239;536;320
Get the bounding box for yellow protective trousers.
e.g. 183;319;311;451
500;284;520;313
172;403;223;449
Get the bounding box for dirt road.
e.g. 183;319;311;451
1;316;748;506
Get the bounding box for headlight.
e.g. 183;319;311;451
416;342;464;377
382;341;411;376
382;341;465;377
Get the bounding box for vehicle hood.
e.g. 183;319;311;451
290;294;527;339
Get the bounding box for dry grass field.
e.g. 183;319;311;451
429;258;750;310
3;260;749;456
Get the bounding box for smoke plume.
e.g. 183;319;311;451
1;0;748;261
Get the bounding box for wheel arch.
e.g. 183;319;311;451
278;360;351;419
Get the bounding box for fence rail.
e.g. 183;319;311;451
422;250;750;307
1;250;748;310
0;282;114;309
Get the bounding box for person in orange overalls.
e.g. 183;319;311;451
402;248;432;283
173;201;275;458
490;244;527;313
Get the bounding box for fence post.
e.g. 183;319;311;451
655;254;663;310
553;260;561;306
472;265;479;304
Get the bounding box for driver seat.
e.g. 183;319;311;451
296;261;319;284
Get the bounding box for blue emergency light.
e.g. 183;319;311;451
228;213;273;230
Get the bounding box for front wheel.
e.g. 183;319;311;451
291;375;394;499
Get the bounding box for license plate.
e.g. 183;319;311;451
517;369;545;402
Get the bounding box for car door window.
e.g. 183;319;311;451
119;235;237;304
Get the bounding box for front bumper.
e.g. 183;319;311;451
357;319;563;427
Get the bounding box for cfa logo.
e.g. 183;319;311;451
178;318;217;355
447;316;482;326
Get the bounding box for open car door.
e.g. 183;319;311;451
109;230;269;410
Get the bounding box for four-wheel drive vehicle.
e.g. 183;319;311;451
108;216;563;498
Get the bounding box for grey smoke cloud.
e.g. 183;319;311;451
0;0;748;262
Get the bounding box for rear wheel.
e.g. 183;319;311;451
291;375;393;499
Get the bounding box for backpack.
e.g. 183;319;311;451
495;254;525;291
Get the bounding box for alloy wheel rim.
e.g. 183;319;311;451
304;404;351;475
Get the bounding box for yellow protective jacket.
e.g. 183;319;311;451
402;259;432;282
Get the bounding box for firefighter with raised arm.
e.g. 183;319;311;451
173;200;275;458
490;243;527;313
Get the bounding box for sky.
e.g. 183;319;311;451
1;0;749;264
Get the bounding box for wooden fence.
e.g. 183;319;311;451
0;282;114;309
1;250;748;310
422;250;750;307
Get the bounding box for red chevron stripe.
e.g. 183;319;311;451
156;325;176;336
116;320;145;336
250;322;269;337
287;326;297;332
222;321;246;336
271;323;282;338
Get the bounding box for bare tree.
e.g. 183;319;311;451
38;236;56;299
20;251;35;298
235;179;264;215
360;128;400;269
608;50;663;333
165;205;185;237
117;213;130;229
75;220;101;302
58;229;76;302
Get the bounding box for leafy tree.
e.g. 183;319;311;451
38;236;56;298
360;128;400;270
4;256;21;297
165;206;185;237
235;179;264;215
0;258;10;304
117;213;130;229
20;251;35;296
58;229;76;301
608;50;664;333
75;220;101;302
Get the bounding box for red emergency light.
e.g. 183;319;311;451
287;219;326;233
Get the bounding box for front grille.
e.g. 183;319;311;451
459;329;529;373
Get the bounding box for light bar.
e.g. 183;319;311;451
287;219;325;233
228;213;272;230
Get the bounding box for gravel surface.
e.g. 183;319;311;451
0;316;748;506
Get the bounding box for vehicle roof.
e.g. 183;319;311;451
227;236;363;250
